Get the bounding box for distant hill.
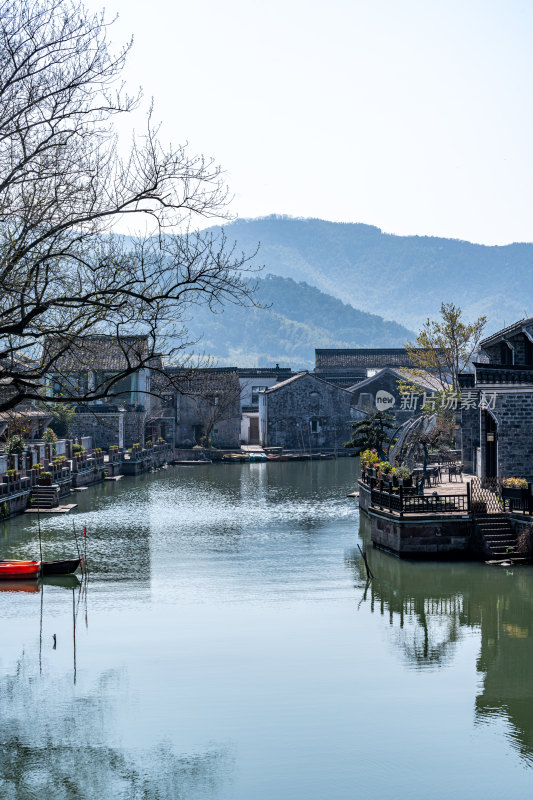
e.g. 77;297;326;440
204;216;533;331
184;274;414;369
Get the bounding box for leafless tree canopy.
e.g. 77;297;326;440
0;0;258;412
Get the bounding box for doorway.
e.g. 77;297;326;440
484;411;498;478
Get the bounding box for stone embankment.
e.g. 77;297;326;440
0;438;173;520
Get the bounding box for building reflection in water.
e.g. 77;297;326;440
349;512;533;765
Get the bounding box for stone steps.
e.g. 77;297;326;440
29;485;59;509
474;513;519;558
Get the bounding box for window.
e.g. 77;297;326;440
311;419;320;433
251;386;267;405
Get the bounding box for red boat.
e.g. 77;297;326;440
0;561;41;580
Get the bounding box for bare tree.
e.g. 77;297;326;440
188;371;242;446
0;0;258;413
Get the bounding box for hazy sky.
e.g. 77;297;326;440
88;0;533;245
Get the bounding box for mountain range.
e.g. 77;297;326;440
184;274;414;369
204;216;533;333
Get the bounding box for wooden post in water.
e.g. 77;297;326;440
72;520;83;573
357;544;374;581
72;587;77;685
37;506;43;566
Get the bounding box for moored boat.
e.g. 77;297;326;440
0;561;41;580
41;559;81;576
249;452;267;462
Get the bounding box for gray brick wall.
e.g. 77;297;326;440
489;392;533;479
459;396;480;474
262;374;352;450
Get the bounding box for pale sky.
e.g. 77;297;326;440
88;0;533;245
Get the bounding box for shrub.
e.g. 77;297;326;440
360;449;380;467
393;466;411;480
32;463;42;470
42;427;58;444
72;443;85;454
6;468;18;477
502;477;528;489
379;461;392;474
146;439;152;447
6;435;25;456
158;437;165;443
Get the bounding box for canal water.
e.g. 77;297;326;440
1;459;533;799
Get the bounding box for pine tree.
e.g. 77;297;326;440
344;412;396;459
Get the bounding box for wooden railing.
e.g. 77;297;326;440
369;483;471;517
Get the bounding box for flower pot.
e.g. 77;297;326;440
502;487;526;500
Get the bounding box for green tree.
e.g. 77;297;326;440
344;412;396;459
47;404;75;438
405;302;487;392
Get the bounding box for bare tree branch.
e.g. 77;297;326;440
0;0;260;412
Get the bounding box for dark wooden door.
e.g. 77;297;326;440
249;417;259;444
485;411;498;478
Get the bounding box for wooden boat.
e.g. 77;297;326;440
41;559;81;576
0;561;41;580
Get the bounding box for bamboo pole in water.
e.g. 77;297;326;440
72;587;77;684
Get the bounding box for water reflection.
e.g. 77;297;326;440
0;653;232;800
354;511;533;764
0;573;233;800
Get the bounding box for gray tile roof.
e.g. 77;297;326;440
45;335;151;372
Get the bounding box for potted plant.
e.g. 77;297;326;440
5;468;18;483
38;471;53;486
395;466;412;487
502;477;529;500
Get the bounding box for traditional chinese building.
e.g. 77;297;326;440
348;367;442;423
44;335;158;448
314;348;431;388
259;372;354;450
165;368;242;449
459;317;533;479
